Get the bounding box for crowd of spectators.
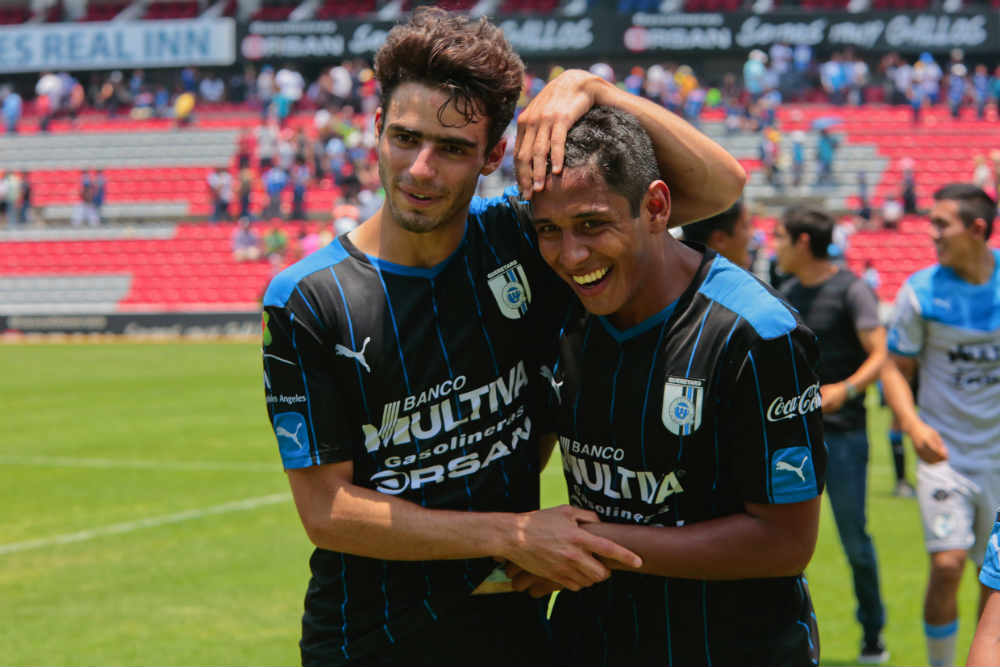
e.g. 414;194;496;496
5;46;1000;249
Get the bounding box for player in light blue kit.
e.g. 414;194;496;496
968;513;1000;665
882;183;1000;667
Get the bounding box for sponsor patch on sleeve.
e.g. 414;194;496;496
770;446;817;503
273;412;312;469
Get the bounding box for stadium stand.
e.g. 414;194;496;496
3;101;1000;314
0;223;274;312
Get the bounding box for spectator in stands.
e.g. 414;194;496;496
236;129;254;171
1;85;21;134
820;51;849;105
255;121;279;170
0;170;17;227
154;86;170;118
35;71;61;132
96;70;128;118
180;67;197;94
816;126;838;188
18;171;31;226
228;65;251;105
769;41;792;83
231;217;261;262
199;72;226;104
973;64;991;120
174;90;196;127
263;164;288;219
71;171;99;227
262;223;288;268
680;200;752;269
290;157;310;221
882;194;903;231
93;170;106;224
947;63;968;119
990;66;1000;116
256;65;276;120
783;129;803;188
208;167;233;223
235;168;254;220
63;72;84;127
743;50;767;102
847;50;870;106
132;84;155;119
886;52;913;107
857;172;873;225
760;126;782;190
274;64;304;124
129;70;145;99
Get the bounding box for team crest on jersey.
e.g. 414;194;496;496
661;376;704;435
487;260;532;319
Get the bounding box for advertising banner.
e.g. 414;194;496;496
239;10;1000;63
239;14;616;62
621;11;999;54
0;18;236;73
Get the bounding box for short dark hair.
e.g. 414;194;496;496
557;106;660;217
682;200;744;245
782;206;834;259
933;183;996;239
374;7;524;152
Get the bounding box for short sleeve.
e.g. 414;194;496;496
846;278;881;332
887;281;925;357
262;304;358;469
981;515;1000;590
723;329;827;505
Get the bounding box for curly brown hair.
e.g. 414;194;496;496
374;7;524;152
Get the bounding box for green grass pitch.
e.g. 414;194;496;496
0;342;984;665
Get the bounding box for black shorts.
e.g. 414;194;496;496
303;592;553;667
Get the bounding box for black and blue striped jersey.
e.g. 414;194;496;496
261;188;571;663
544;249;826;666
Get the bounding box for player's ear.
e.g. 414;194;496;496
970;216;989;240
480;137;507;176
644;180;671;233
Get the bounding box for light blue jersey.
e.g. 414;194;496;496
888;249;1000;470
980;514;1000;590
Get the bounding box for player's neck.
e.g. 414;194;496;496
349;205;468;268
795;258;838;287
952;244;995;285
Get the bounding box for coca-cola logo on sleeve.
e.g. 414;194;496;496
766;383;822;422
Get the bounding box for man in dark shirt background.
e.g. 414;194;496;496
774;206;892;665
